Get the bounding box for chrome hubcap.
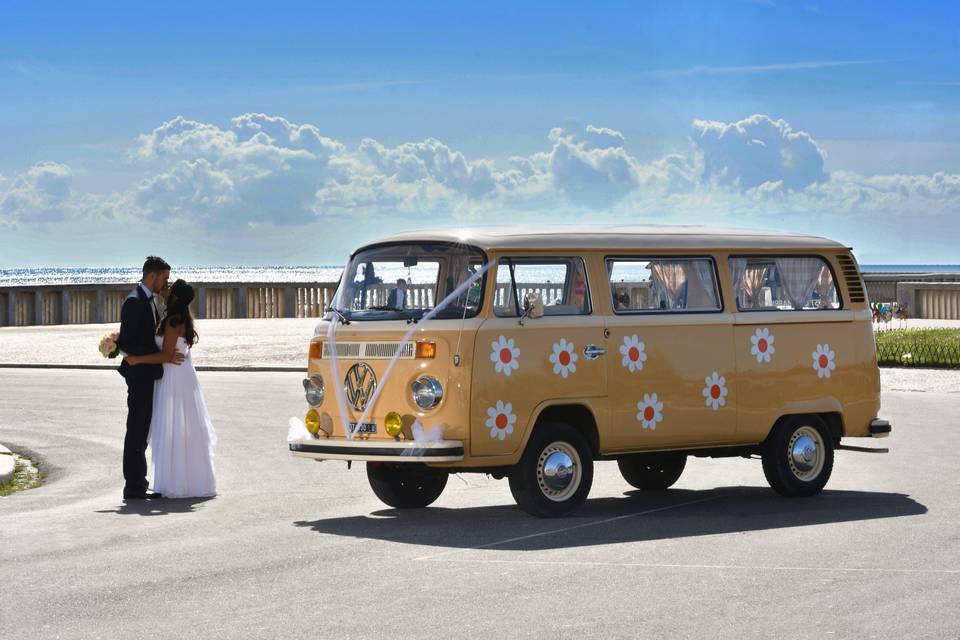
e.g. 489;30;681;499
791;435;818;471
787;426;825;481
537;442;581;502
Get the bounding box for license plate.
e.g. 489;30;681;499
348;421;377;434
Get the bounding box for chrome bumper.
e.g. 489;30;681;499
289;437;465;462
869;418;892;438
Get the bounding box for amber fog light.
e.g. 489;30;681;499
384;411;403;438
305;409;322;436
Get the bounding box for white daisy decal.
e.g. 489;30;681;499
490;335;520;376
619;334;647;372
549;338;578;379
750;327;775;363
812;344;836;379
635;393;664;430
702;372;728;411
485;400;516;440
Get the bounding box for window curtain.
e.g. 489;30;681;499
683;260;720;310
731;258;769;308
776;257;823;310
730;258;746;308
815;265;835;308
742;265;769;308
649;261;688;309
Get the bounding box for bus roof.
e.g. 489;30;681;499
368;225;848;252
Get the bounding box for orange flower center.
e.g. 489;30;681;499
758;338;768;352
499;348;512;364
495;413;508;429
819;354;829;369
710;384;721;399
558;350;571;366
628;346;640;361
643;406;655;421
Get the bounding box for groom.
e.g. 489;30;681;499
117;256;184;500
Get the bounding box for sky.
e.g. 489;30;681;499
1;0;959;267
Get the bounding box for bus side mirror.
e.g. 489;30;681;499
520;292;544;324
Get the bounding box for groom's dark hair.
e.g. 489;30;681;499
142;256;171;279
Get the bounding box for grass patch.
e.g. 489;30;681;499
0;454;46;496
876;328;960;368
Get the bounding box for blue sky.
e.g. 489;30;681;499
2;1;959;266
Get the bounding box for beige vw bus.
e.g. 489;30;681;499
289;225;890;517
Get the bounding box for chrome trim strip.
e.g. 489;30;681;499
288;437;464;462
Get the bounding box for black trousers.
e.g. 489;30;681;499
123;378;154;493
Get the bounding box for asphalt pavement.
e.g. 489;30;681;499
0;368;957;639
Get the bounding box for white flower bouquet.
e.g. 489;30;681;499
98;332;121;359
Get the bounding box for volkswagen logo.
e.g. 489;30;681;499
344;363;377;411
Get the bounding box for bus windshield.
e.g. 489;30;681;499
327;242;487;321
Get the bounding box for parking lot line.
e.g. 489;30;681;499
418;556;960;575
414;495;724;561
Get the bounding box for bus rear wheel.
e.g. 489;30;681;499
366;462;448;508
761;416;834;497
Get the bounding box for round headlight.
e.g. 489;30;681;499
411;375;443;410
303;375;325;407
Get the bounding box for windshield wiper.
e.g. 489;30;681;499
325;307;351;325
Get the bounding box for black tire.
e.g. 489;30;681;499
508;422;594;517
366;462;448;508
617;453;686;490
761;415;834;497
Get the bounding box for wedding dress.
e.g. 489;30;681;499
149;336;217;498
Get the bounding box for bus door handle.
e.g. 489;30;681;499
583;345;606;360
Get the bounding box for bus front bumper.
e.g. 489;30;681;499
289;437;465;463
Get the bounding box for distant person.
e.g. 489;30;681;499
117;256;183;500
124;279;217;499
387;278;408;309
359;262;381;309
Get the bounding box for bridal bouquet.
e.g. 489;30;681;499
98;332;121;359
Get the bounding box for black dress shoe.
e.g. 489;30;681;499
145;491;164;499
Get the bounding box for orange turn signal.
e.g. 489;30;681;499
309;341;322;359
416;342;436;359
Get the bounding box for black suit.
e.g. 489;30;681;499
118;285;163;494
387;287;406;309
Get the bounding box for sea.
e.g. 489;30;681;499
1;264;959;287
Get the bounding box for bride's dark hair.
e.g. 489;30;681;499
161;279;199;347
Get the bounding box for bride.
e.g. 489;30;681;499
125;279;217;498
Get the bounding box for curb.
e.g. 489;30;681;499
0;444;15;486
0;363;304;373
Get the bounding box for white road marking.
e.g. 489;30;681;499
418;556;960;575
414;495;723;561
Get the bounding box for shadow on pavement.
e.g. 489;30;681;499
95;496;216;516
294;486;927;551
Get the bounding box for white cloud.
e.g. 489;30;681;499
132;114;346;225
3;113;959;257
0;162;73;225
358;137;497;198
545;125;641;205
691;114;827;190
